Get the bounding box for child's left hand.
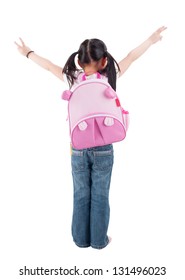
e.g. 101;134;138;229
14;37;32;57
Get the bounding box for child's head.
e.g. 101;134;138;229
77;39;107;70
63;39;120;90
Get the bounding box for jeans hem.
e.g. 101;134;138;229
74;241;90;248
90;241;109;249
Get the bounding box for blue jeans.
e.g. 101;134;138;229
71;144;114;249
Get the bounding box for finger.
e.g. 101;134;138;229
157;26;167;33
14;41;21;47
19;37;25;46
161;26;167;32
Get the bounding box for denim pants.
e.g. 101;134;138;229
71;144;114;249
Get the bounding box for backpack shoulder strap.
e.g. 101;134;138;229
81;72;102;81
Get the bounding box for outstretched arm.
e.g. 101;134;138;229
118;26;167;77
14;38;64;81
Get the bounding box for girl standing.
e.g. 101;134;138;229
15;26;166;249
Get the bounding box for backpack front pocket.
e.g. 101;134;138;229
71;115;126;149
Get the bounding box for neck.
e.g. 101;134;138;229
84;68;97;76
83;63;99;76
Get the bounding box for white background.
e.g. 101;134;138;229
0;0;184;279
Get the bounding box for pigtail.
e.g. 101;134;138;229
101;52;120;91
62;51;78;88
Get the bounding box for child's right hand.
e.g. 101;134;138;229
148;26;167;45
14;38;32;57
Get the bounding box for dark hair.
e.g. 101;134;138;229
62;39;120;90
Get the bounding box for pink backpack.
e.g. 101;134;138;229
62;72;129;149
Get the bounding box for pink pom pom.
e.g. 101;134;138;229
104;87;116;98
61;90;72;100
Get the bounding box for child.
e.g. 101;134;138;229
15;26;166;249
